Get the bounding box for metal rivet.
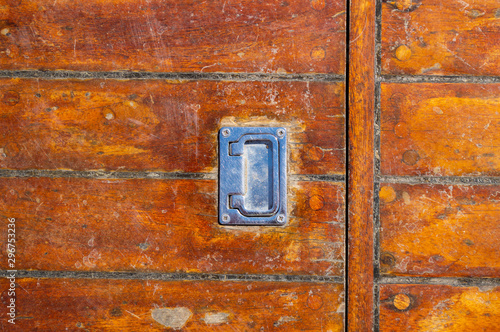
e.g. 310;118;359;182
277;128;286;138
221;214;230;223
277;214;286;223
221;128;230;137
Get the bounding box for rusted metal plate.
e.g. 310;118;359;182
380;284;500;331
0;79;345;175
381;83;500;176
0;278;344;331
0;0;346;74
381;0;500;76
0;178;344;276
379;183;500;278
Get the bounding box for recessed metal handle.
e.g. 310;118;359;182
219;127;287;225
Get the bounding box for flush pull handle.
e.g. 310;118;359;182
219;127;287;226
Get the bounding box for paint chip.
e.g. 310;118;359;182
202;312;230;325
274;316;298;327
151;307;192;330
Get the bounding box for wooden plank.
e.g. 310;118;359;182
379;183;500;278
0;78;345;175
0;278;344;331
381;0;500;76
347;0;376;329
0;177;344;276
380;284;500;331
381;83;500;176
0;0;346;74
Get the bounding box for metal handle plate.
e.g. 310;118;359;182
219;127;287;225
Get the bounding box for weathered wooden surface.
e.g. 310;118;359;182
380;284;500;331
379;183;500;278
381;83;500;176
347;0;376;329
0;278;344;331
0;178;344;276
381;0;500;76
0;0;346;74
0;79;345;175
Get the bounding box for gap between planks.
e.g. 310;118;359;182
0;170;346;182
0;270;343;283
379;276;500;287
378;175;500;186
0;70;344;82
381;75;500;84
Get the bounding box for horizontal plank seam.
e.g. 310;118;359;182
0;70;345;82
0;270;343;283
0;169;346;182
378;175;500;185
379;276;500;287
381;75;500;84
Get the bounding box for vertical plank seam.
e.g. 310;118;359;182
373;0;383;330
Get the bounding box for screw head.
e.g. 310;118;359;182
277;128;286;138
221;128;231;137
276;214;286;224
221;214;230;223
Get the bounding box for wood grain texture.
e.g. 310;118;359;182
380;284;500;331
0;78;345;175
347;0;376;330
0;0;346;74
0;177;344;276
379;183;500;278
0;278;344;331
381;83;500;176
381;0;500;76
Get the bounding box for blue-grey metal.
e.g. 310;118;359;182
219;127;287;225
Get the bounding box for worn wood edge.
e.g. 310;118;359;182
347;0;377;330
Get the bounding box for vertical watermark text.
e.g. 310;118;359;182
6;217;16;324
